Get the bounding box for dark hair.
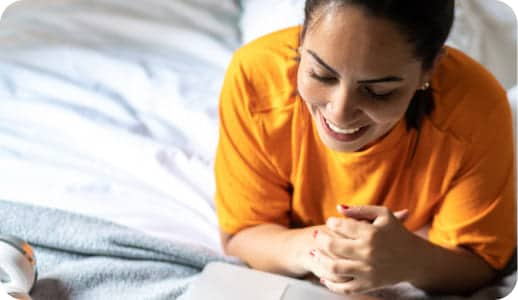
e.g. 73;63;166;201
301;0;455;131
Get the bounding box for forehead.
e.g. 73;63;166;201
303;5;419;74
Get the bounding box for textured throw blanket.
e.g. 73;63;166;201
0;200;238;300
0;199;514;300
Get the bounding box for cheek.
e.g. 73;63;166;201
297;70;317;104
296;68;308;99
297;71;329;108
364;92;414;124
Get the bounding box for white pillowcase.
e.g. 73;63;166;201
240;0;304;44
239;0;516;89
448;0;516;89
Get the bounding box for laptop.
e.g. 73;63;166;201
183;261;380;300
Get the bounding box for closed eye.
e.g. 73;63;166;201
364;86;394;100
309;70;337;84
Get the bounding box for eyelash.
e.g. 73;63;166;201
309;71;394;100
309;71;336;84
364;87;394;100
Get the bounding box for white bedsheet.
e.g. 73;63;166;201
0;0;241;253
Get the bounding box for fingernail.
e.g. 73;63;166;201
313;230;318;238
339;204;349;210
320;278;326;285
309;249;316;257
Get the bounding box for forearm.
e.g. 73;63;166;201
224;224;316;277
409;234;496;294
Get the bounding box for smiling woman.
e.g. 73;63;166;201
215;0;516;297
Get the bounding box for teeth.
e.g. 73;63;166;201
325;118;361;134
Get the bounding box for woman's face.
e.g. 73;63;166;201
297;5;431;152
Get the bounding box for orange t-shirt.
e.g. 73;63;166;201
214;27;516;269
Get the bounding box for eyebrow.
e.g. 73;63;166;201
307;49;340;78
357;77;403;84
306;49;404;84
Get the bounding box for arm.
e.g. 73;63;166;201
408;97;515;293
220;210;410;279
221;224;320;277
408;233;496;294
409;224;495;293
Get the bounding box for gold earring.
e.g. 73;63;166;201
420;82;430;91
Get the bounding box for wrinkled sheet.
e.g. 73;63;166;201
0;0;241;253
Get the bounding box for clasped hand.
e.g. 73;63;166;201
304;205;418;294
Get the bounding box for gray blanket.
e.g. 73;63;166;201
0;199;515;300
0;199;238;300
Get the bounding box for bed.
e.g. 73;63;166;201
0;0;515;299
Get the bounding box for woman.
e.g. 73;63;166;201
214;0;516;295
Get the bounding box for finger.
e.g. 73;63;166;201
337;205;388;222
326;217;374;240
314;227;363;260
393;209;409;222
321;277;372;295
338;205;408;226
309;249;359;282
306;248;333;280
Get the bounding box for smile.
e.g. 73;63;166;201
319;111;369;142
324;118;361;134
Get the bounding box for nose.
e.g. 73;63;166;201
325;85;358;124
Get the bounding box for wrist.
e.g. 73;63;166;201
284;227;317;277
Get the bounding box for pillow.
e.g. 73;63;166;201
239;0;516;89
240;0;304;44
447;0;516;89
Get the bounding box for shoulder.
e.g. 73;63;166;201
228;26;301;113
219;27;305;180
429;46;511;143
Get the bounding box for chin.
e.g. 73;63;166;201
322;138;366;152
329;143;363;152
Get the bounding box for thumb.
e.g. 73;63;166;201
337;205;384;222
393;209;409;222
337;205;409;223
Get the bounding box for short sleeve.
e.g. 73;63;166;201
428;96;516;270
214;52;291;235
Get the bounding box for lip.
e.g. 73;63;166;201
319;110;369;142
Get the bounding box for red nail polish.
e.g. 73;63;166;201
313;230;318;238
340;204;349;210
309;249;316;256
